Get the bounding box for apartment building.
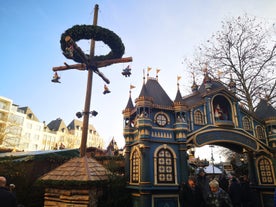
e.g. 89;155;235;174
0;96;105;151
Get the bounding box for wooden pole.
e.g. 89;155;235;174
52;4;133;157
80;4;99;157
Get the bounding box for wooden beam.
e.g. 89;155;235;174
52;63;86;71
52;56;133;72
96;56;133;68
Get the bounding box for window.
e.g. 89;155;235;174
242;117;252;131
194;110;204;125
256;125;265;139
156;148;175;183
258;156;274;185
131;149;140;183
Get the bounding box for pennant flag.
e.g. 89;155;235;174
147;67;152;72
130;84;136;89
217;70;223;79
156;69;161;74
177;76;182;81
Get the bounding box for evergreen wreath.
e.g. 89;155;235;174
60;25;125;63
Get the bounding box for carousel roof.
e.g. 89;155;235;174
40;156;110;182
204;164;223;174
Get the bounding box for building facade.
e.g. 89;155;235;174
123;72;276;207
0;96;105;151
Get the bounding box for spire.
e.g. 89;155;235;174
228;73;236;93
203;66;212;91
174;87;182;103
191;72;198;93
174;75;183;102
125;85;135;110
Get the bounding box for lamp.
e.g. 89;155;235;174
76;110;98;118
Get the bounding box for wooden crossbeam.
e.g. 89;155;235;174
52;57;133;72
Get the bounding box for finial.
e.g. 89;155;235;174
203;65;212;91
202;63;208;74
191;71;198;92
217;70;223;80
147;67;151;80
143;69;145;84
156;68;160;81
129;84;135;96
228;73;236;93
177;75;181;89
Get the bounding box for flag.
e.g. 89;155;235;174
217;70;223;79
177;76;182;81
130;84;136;89
147;67;152;72
156;69;161;74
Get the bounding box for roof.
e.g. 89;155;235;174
67;119;96;131
174;88;182;103
40;156;110;182
0;149;79;161
18;106;39;121
125;95;134;110
255;99;276;121
138;78;173;107
204;164;223;174
182;78;236;107
47;118;68;132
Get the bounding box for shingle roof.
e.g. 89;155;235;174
18;106;39;121
47;118;63;131
255;99;276;121
40;156;110;182
139;78;173;106
125;96;134;110
67;119;96;131
174;88;182;103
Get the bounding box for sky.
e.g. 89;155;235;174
1;0;276;161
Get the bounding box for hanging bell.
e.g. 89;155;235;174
103;84;111;94
51;72;61;83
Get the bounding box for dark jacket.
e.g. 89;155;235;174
206;188;233;207
228;180;242;206
197;174;210;202
0;186;17;207
181;183;205;207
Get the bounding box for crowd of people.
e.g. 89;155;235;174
180;168;253;207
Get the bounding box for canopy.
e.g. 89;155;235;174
204;164;223;174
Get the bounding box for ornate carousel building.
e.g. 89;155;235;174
123;71;276;207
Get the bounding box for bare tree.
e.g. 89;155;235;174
186;13;276;112
0;115;22;149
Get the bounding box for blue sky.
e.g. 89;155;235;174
1;0;276;159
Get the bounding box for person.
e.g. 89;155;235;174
239;175;251;207
196;167;210;203
214;104;223;120
206;179;233;207
228;177;242;207
219;173;229;192
181;176;205;207
274;188;276;207
0;176;17;207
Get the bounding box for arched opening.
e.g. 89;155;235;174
213;95;232;122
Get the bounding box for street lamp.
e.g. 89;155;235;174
76;110;98;118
